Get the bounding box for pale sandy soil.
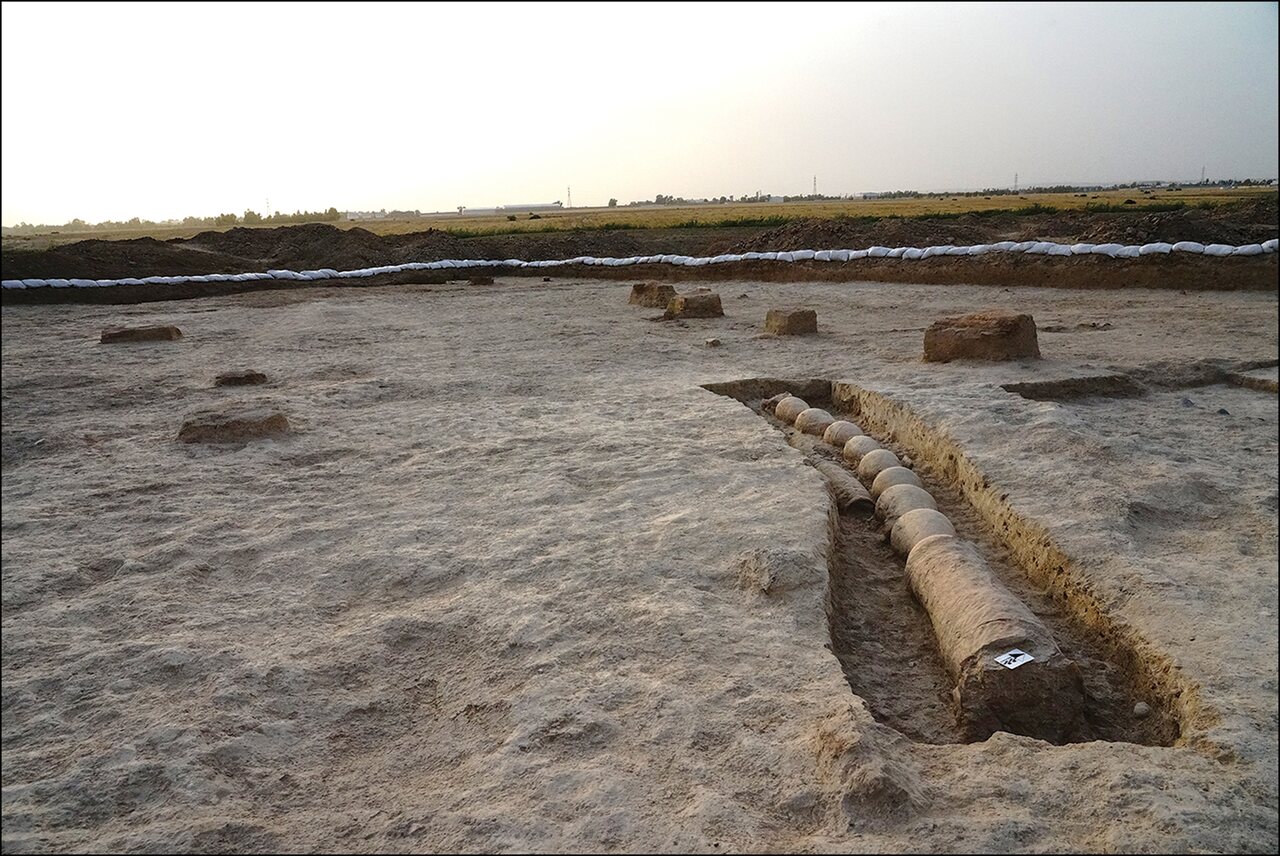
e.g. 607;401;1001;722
2;277;1277;853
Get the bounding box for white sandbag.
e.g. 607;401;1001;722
69;278;97;288
1203;244;1234;257
1116;246;1141;258
1139;242;1173;255
902;248;925;260
849;249;869;260
742;252;763;261
968;244;991;255
946;246;971;256
888;247;907;258
1232;244;1264;256
1048;244;1072;256
1070;243;1095;254
21;279;49;288
760;252;778;261
1025;242;1052;254
725;254;745;263
990;241;1018;252
1010;241;1035;252
814;250;832;262
830;249;851;262
299;271;325;280
1090;243;1122;257
48;279;72;288
1171;241;1205;254
3;280;26;289
921;246;946;259
1262;239;1278;253
267;269;301;280
792;249;815;261
867;246;891;258
775;252;795;263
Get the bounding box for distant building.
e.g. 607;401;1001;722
498;202;563;213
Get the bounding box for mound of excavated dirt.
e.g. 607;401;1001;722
2;198;1275;283
730;215;994;253
729;198;1279;253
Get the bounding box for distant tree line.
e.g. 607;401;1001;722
3;207;343;235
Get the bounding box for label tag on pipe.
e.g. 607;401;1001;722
995;649;1035;669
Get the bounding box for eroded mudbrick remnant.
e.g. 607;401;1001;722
664;292;724;319
100;325;182;344
923;311;1040;362
178;407;291;444
214;371;268;387
905;534;1085;741
764;308;818;335
628;282;678;308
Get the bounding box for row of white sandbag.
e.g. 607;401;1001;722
3;238;1275;288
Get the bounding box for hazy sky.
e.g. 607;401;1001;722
2;1;1276;225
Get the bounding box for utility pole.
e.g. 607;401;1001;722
1014;172;1018;192
1201;165;1206;184
567;186;572;209
813;175;817;196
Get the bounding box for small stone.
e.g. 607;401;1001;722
1133;702;1151;719
1216;408;1230;415
542;277;551;282
214;370;268;387
100;324;182;344
705;338;722;347
1180;398;1195;408
902;455;915;469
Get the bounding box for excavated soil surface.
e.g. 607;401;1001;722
2;275;1277;854
3;198;1275;283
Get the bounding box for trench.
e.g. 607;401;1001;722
704;377;1192;748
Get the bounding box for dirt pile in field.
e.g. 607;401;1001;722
730;198;1279;253
730;216;994;253
1;237;252;280
3;199;1276;282
1073;197;1278;245
185;224;470;270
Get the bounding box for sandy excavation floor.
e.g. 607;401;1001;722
1;276;1277;853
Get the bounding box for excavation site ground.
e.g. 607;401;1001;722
1;262;1278;850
